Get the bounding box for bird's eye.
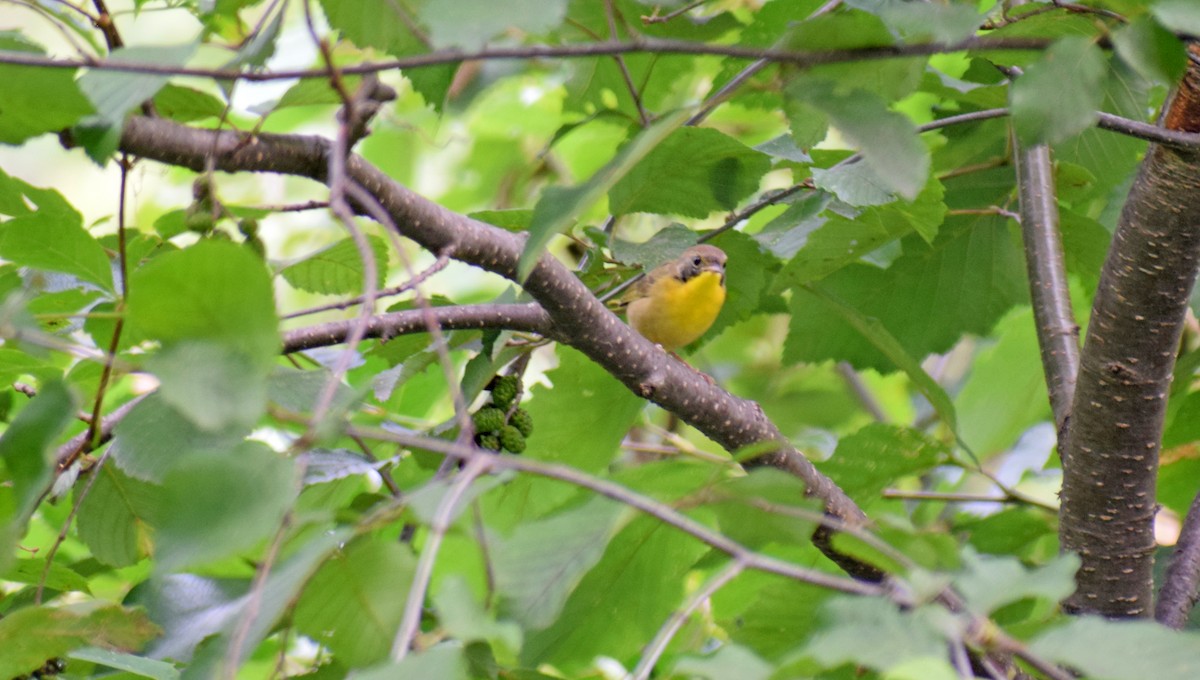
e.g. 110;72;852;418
693;256;702;266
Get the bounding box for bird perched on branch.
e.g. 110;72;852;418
620;244;727;351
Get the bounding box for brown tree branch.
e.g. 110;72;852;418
1012;139;1079;431
1061;46;1200;617
116;115;870;529
0;35;1054;81
1156;490;1200;628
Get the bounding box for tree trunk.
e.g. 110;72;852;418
1061;45;1200;617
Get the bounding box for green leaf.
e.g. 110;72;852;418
1113;18;1186;85
355;646;469;680
146;341;268;431
784;215;1027;373
434;576;523;657
608;127;772;217
793;83;929;200
1031;617;1200;680
493;497;628;629
280;235;389;295
421;0;567;48
127;240;279;361
0;34;93;144
68;647;180;680
520;346;644;472
611;224;703;269
2;558;89;594
798;287;959;431
783;179;945;285
0;603;159;678
954;551;1078;615
955;308;1051;457
673;643;774;680
0;170;114;292
1152;0;1200;36
76;43;197;163
519;514;710;672
803;597;946;672
708;230;781;338
153;442;296;571
708;468;819;549
153;84;227;123
110;393;247;484
76;461;158;567
1010;37;1105;145
0;380;74;572
817;424;948;503
134;530;347;665
294;535;417;668
519;109;690;280
847;0;984;44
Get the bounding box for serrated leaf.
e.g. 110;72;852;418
127;240;279;362
67;647;180;680
1031;617;1200;680
954;551;1078;614
799;286;959;431
794;83;929;200
1011;37;1105;145
608;127;772;217
76;43;197;163
0;380;74;572
0;170;113;292
280;235;388;295
494;497;627;629
784;215;1027;374
519;109;690;280
708;468;819;549
110;393;247;484
804;597;946;672
153;84;227;123
0;603;159;678
847;0;984;44
294;536;417;668
153;442;296;571
519;514;710;670
147;341;268;431
76;462;158;567
818;424;949;502
0;35;93;144
421;0;567;49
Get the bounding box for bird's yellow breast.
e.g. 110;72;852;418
627;271;726;350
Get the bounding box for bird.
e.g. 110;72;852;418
621;244;727;351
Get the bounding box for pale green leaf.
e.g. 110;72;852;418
280;235;389;296
1031;617;1200;680
1011;37;1105;145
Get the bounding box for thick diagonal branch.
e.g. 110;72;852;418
116;117;868;528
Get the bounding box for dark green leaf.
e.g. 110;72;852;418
792;83;929;200
127;240;279;361
0;35;93;144
153;84;228;123
294;536;417;668
0;603;159;678
76;462;158;567
153;442;295;571
110;393;247;484
817;424;949;502
280;235;389;295
1010;37;1105;145
520;110;690;280
608;127;772;217
0;380;74;572
0;170;113;292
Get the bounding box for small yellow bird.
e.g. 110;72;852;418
622;244;727;350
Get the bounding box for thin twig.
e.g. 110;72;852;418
282;250;452;319
641;0;707;25
1156;490;1200;628
34;447;113;604
605;0;651;127
391;455;490;661
631;559;745;679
